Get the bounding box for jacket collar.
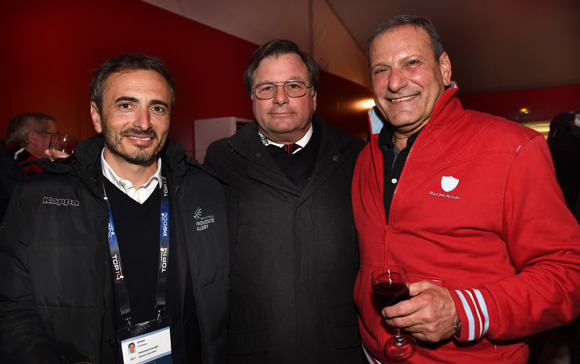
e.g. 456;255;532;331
227;114;360;200
229;114;358;161
34;135;193;185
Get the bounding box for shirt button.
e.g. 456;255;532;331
391;178;397;184
120;182;126;187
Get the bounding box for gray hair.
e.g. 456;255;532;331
6;113;55;146
366;15;445;68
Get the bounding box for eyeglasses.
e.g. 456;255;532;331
40;131;57;137
252;80;312;100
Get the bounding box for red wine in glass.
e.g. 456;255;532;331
372;266;417;360
373;282;409;308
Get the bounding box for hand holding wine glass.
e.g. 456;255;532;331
372;265;416;360
49;133;79;161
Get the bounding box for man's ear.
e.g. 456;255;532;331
90;102;103;134
438;52;452;87
312;91;317;112
27;129;40;146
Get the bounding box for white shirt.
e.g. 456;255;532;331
100;149;162;204
259;123;313;153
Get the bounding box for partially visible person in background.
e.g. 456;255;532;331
549;104;580;220
543;102;580;364
0;112;58;222
547;110;577;146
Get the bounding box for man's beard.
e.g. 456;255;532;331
101;121;167;165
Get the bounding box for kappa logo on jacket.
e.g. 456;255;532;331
194;206;215;231
42;196;80;207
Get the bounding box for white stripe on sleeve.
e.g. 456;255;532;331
473;289;490;336
456;290;476;341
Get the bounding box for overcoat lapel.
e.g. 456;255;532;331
230;122;301;196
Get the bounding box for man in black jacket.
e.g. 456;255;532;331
0;54;229;364
204;40;365;364
0;112;59;222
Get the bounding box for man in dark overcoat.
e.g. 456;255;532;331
204;39;366;364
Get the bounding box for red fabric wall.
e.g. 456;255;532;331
458;84;580;122
0;0;372;155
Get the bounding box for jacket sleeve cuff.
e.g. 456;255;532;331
450;289;491;341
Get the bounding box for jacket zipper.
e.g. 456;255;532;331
380;106;436;266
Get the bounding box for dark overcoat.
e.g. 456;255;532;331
204;116;366;364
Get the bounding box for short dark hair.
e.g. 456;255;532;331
90;54;175;113
243;39;319;97
5;113;55;146
366;15;445;68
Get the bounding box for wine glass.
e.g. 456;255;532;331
49;133;79;161
372;265;416;360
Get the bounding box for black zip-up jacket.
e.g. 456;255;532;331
0;135;229;364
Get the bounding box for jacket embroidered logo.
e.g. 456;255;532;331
193;206;216;232
194;207;202;220
441;176;459;192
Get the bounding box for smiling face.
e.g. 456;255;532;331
252;53;317;144
369;25;451;136
90;69;171;172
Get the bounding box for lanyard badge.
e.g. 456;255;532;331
118;316;173;364
104;172;173;364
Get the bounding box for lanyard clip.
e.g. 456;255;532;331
124;316;133;331
156;306;165;323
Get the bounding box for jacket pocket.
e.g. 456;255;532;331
227;327;272;355
333;325;361;349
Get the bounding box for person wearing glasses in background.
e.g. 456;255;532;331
0;112;58;222
204;39;366;363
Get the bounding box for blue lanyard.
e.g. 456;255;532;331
104;172;170;328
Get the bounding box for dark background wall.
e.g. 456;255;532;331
1;0;578;155
459;84;580;123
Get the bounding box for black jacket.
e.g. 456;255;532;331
0;140;25;223
0;135;229;364
204;116;365;364
550;123;580;221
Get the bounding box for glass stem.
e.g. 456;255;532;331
394;328;406;347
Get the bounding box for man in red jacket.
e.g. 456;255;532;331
353;15;580;363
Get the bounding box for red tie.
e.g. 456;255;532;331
282;144;301;154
